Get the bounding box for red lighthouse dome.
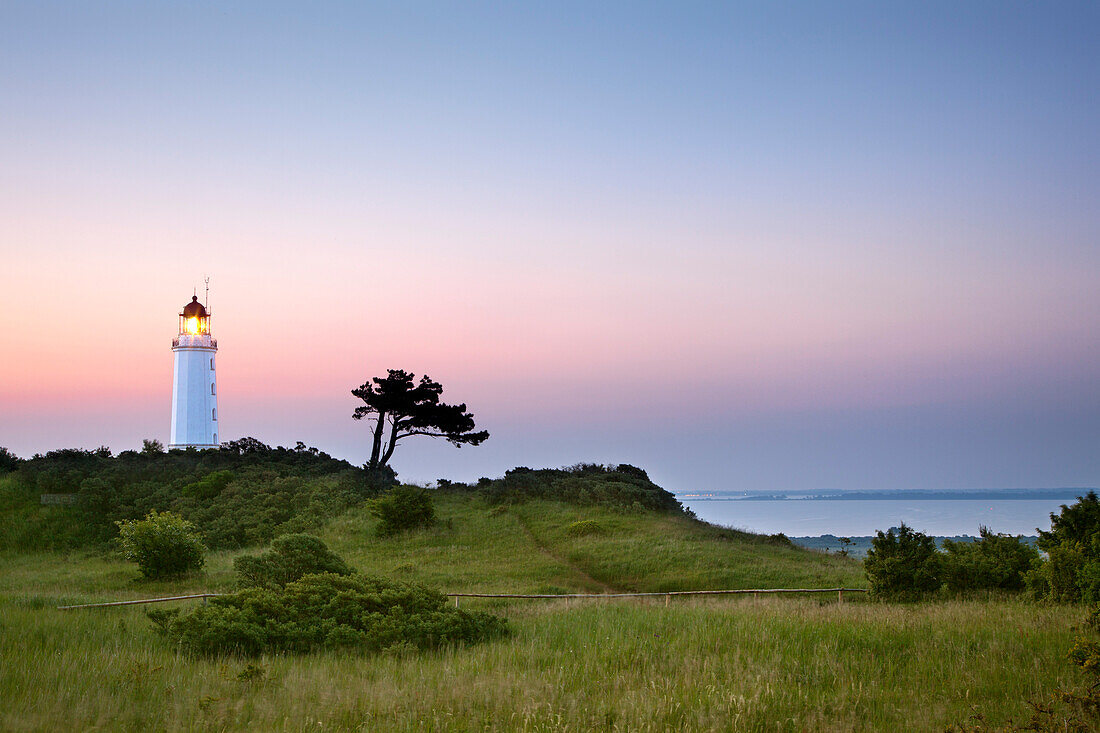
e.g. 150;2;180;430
179;295;211;336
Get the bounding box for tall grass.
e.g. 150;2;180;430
0;492;1082;730
314;495;866;595
0;597;1079;731
510;501;863;591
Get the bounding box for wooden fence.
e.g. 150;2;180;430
57;587;867;611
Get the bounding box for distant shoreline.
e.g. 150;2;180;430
678;488;1094;502
790;533;1040;558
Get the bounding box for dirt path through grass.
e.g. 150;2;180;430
509;509;619;593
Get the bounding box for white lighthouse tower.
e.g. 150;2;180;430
169;294;219;449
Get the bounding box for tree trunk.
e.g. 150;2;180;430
379;418;401;467
368;411;386;469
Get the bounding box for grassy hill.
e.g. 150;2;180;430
321;495;865;595
0;452;1086;731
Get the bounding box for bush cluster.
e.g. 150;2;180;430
181;472;363;549
234;533;353;589
1029;492;1100;603
864;524;1038;600
115;510;206;579
941;529;1039;593
182;470;234;500
150;573;508;656
0;440;366;552
370;485;435;536
567;519;605;537
863;524;942;600
446;463;684;514
0;446;20;473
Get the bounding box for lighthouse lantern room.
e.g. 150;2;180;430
170;295;219;449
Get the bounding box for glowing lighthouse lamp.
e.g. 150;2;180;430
169;294;219;449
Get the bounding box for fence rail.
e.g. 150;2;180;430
449;588;866;599
57;587;867;611
58;594;222;610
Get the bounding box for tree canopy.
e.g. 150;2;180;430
352;369;488;471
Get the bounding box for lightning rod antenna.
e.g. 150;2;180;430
204;276;210;310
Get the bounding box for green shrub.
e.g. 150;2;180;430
1030;492;1100;603
940;527;1040;593
370;485;435;536
567;519;605;537
0;447;20;473
477;464;684;513
150;573;508;656
863;524;940;600
182;470;235;500
362;465;399;494
115;510;206;579
180;470;364;549
234;533;354;589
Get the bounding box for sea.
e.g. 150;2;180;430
677;489;1095;538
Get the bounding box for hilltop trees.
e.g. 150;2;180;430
0;447;19;473
351;370;488;471
141;439;164;455
1030;491;1100;602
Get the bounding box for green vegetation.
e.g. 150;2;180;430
369;485;435;536
0;571;1079;731
949;607;1100;731
865;523;1040;600
151;573;508;657
0;447;1091;730
182;469;234;500
864;524;941;600
0;446;19;473
466;463;684;513
115;510;206;579
1031;491;1100;602
234;533;353;589
140;438;164;455
566;519;604;537
941;528;1040;593
0;442;363;552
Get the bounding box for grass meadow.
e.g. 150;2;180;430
0;494;1085;731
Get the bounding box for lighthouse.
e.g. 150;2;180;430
169;294;219;449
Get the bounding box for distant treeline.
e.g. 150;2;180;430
439;463;684;514
0;442;684;553
0;439;366;552
792;533;1039;558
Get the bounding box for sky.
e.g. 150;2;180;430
1;2;1098;492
